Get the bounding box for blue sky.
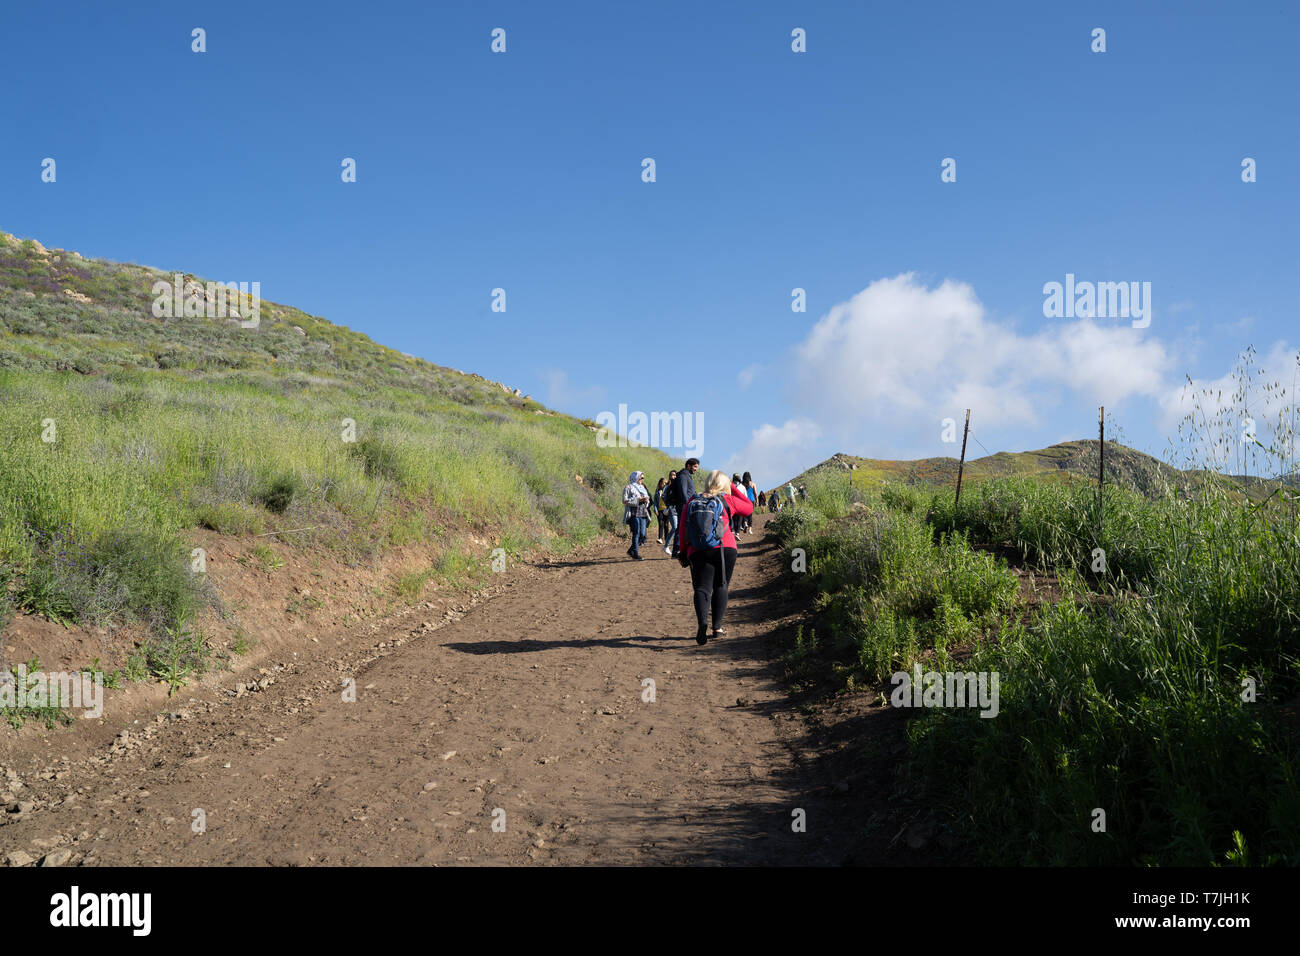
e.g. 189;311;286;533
5;0;1298;484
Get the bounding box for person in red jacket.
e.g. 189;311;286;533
677;469;754;644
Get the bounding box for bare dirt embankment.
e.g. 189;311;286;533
0;515;901;866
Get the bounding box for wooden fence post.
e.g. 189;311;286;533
1098;406;1105;539
955;409;971;507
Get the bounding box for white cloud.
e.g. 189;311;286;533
725;418;823;486
1051;318;1170;404
790;273;1173;442
738;363;763;390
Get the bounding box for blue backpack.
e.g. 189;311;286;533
685;495;727;550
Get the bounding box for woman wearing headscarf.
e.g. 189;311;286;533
676;469;754;643
622;470;651;560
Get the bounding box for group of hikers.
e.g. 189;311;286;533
757;482;807;514
620;460;808;645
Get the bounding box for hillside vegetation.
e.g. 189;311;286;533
785;438;1284;501
0;229;671;645
770;447;1300;865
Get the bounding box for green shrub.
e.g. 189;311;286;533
258;473;303;514
879;483;924;514
194;500;265;535
15;526;201;629
16;560;77;625
2;658;77;730
783;505;1017;683
350;435;403;481
769;506;826;545
141;611;211;695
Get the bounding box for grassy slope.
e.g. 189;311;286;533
0;228;673;635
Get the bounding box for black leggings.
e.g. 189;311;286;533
689;547;738;631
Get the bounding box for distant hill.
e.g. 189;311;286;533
779;440;1270;498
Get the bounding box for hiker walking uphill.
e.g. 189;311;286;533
676;469;754;645
741;472;757;534
623;471;650;560
667;458;700;558
653;476;671;545
661;470;680;553
730;474;745;538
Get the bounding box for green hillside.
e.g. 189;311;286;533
0;228;672;637
783;439;1260;499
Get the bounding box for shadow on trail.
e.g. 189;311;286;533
442;635;692;655
563;792;866;866
651;522;938;866
534;557;629;569
723;585;770;601
520;793;862;865
535;554;678;569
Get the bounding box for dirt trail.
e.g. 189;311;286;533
0;515;875;866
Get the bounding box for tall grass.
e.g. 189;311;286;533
907;568;1300;864
0;337;673;641
926;475;1169;585
773;360;1300;863
772;502;1018;685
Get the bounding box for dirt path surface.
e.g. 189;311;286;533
0;515;879;866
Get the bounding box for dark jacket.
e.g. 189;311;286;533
672;469;695;509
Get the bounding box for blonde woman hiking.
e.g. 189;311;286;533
675;469;754;644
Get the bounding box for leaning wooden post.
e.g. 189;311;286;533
955;409;971;507
1098;406;1105;539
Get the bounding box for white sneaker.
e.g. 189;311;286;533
663;546;672;555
